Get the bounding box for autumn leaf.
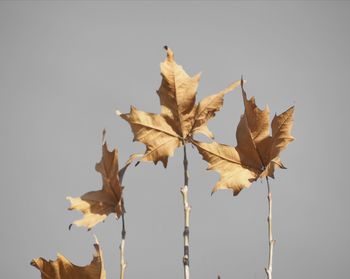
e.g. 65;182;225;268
118;46;241;167
31;236;106;279
193;79;294;195
67;131;132;230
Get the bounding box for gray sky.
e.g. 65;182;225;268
1;1;349;278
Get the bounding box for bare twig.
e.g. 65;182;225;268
119;199;126;279
181;144;191;279
265;177;275;279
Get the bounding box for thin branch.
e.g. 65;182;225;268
181;143;191;279
265;177;275;279
119;199;127;279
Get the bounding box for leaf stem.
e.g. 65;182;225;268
265;177;275;279
183;143;189;186
181;143;191;279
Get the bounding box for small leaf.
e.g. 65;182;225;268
192;80;241;137
31;236;106;279
67;132;130;229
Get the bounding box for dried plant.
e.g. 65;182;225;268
31;236;106;279
118;46;240;167
194;79;294;278
31;48;294;279
66;130;133;278
31;130;133;279
118;46;240;279
67;130;124;230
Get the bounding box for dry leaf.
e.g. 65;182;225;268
193;79;294;195
118;107;182;167
118;46;241;167
31;236;106;279
192;140;260;195
67;131;132;230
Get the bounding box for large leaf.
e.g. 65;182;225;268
193;80;294;195
31;236;106;279
118;46;240;167
67;131;132;229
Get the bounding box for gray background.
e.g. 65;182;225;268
1;1;349;278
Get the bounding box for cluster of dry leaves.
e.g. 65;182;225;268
31;47;294;278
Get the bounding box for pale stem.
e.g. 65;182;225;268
265;177;275;279
180;144;191;279
120;200;127;279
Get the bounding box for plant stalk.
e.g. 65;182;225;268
120;199;126;279
181;144;191;279
265;177;275;279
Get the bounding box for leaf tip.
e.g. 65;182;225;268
164;45;174;61
240;75;245;86
102;129;107;145
194;72;202;81
66;196;73;208
93;234;99;244
68;224;73;230
240;76;248;99
233;189;241;196
115;110;122;116
211;186;218;196
161;159;168;168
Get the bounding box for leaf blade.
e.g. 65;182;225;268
67;136;123;229
31;237;106;279
193;80;241;133
157;47;200;137
119;106;182;167
193;140;259;195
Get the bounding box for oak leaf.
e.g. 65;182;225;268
67;131;131;230
31;236;106;279
118;46;241;167
193;80;294;195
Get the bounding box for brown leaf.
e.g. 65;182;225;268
191;125;214;139
193;80;295;195
67;132;127;229
192;80;242;139
118;46;240;166
158;46;201;138
118;106;182;167
268;106;295;166
31;236;106;279
193;140;259;195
